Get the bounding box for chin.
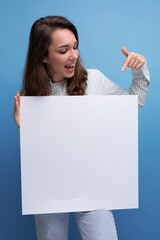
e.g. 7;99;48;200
64;72;75;78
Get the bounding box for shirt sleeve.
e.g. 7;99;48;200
99;62;150;108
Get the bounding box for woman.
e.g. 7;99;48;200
13;16;150;240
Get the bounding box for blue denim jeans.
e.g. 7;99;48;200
35;209;118;240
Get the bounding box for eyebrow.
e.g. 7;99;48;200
58;41;78;49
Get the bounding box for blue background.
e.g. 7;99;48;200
1;0;160;239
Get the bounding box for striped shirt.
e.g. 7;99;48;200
50;62;150;108
18;63;150;141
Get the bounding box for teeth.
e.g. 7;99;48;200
66;64;75;67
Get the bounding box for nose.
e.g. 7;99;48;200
69;49;79;61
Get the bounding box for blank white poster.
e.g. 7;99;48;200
20;96;138;215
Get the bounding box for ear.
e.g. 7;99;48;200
42;57;48;63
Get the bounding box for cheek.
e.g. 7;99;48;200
49;54;64;66
76;49;79;57
57;56;68;66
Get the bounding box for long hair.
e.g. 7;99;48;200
21;16;88;96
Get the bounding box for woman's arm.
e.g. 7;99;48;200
100;47;150;108
13;91;21;145
128;62;150;107
13;91;20;127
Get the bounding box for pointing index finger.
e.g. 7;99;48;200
121;46;129;57
121;54;132;72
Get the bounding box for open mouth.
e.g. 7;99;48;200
65;63;75;71
65;66;74;69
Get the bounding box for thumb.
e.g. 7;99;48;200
121;46;129;57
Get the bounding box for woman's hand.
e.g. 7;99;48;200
13;91;20;127
121;46;146;72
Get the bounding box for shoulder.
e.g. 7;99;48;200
86;68;102;76
86;69;104;82
86;68;111;84
85;69;104;94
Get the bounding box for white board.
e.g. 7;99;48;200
20;96;138;215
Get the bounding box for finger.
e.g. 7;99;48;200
134;56;145;69
14;97;18;108
14;95;17;104
128;57;137;68
14;95;20;109
121;54;132;72
121;46;129;57
16;92;20;105
14;96;19;113
132;59;141;69
18;91;20;99
135;62;143;70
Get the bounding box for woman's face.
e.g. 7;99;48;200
43;28;79;82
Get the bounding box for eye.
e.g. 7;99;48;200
59;50;67;54
59;44;78;54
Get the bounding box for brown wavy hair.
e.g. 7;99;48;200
21;16;88;96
